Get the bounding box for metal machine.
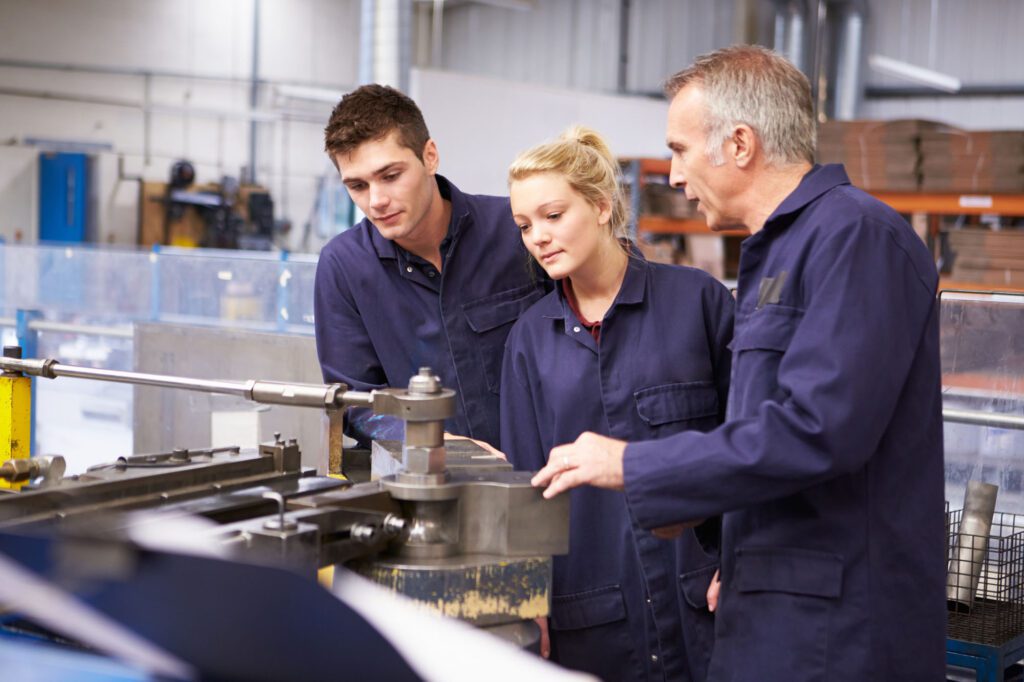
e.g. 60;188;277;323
0;352;570;673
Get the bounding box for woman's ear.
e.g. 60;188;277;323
596;197;613;227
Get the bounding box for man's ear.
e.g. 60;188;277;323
730;124;756;169
422;139;440;174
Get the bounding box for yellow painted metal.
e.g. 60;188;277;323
0;373;32;490
317;565;336;589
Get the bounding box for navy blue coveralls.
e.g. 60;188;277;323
314;175;546;446
501;255;735;681
623;165;946;681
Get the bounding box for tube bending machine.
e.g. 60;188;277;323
0;351;569;679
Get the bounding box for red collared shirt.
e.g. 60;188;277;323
561;278;602;343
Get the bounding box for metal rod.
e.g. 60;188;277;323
943;408;1024;431
616;0;630;94
50;364;255;396
0;355;374;412
0;57;349;91
866;84;1024;99
248;0;262;185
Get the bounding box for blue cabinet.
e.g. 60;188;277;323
39;152;89;243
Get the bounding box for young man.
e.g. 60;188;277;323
532;46;945;680
315;85;546;448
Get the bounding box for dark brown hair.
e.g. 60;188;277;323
323;84;431;163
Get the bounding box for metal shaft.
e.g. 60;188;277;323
0;356;373;411
943;408;1024;431
948;480;999;610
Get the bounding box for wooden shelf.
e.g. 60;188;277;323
638;215;749;237
871;192;1024;216
940;278;1024;293
623;158;1024;217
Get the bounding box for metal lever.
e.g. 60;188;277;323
261;491;297;532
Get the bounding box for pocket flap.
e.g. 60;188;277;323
734;547;843;598
679;564;719;609
551;584;627;631
728;306;803;353
463;283;544;333
634;381;718;426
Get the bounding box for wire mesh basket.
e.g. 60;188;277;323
947;508;1024;645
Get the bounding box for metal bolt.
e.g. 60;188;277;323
350;524;378;544
382;514;406;537
407;367;441;395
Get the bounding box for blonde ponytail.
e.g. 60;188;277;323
508;125;632;241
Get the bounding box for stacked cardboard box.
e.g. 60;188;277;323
920;129;1024;193
817;119;944;191
948;229;1024;285
641;182;696;219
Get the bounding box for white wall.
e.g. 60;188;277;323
859;0;1024;129
1;0;1021;253
0;147;36;243
412;68;669;198
0;0;358;249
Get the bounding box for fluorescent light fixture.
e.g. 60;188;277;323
868;54;962;93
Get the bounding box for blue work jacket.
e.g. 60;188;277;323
501;255;735;682
314;175;546;446
623;165;945;681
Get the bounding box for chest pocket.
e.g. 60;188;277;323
729;304;803;353
634;380;720;437
463;282;545;394
726;305;803;418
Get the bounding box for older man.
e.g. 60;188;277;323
533;46;945;680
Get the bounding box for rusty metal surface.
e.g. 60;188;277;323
354;554;552;625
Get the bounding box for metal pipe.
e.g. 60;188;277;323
0;86;323;124
833;1;865;120
49;364;255;396
0;57;348;91
948;480;998;610
248;0;262;185
809;0;827;119
943;408;1024;431
359;0;376;85
866;84;1024;99
431;0;445;69
0;356;375;410
617;0;631;94
789;1;807;74
27;320;133;339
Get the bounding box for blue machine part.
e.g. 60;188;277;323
0;531;420;682
0;635;150;682
39;152;89;244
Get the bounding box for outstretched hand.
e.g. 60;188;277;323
531;432;627;498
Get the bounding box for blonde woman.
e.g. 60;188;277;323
500;127;733;681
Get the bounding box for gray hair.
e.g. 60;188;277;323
664;45;815;167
